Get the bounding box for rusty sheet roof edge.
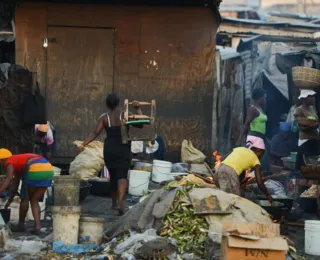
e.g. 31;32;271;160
18;0;222;7
222;17;320;30
216;45;240;60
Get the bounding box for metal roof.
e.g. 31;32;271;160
222;17;320;29
19;0;221;6
267;12;310;20
219;5;256;12
219;17;320;39
216;45;240;60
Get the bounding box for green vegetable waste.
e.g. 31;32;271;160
159;189;208;257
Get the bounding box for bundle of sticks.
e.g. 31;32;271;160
179;163;215;184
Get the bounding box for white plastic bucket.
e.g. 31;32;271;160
128;170;151;196
8;195;46;221
53;166;61;177
79;216;105;244
305;220;320;255
27;191;47;221
52;206;81;245
152;160;173;183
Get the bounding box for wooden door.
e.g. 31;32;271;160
47;26;114;156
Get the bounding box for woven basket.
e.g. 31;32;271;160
297;117;318;127
292;66;320;89
301;164;320;179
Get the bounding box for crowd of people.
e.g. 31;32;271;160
215;87;319;201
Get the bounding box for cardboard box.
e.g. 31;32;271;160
220;223;288;260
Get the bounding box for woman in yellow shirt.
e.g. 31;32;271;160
215;145;272;202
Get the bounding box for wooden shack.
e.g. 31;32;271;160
15;0;221;159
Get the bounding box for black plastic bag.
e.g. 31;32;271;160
21;82;47;126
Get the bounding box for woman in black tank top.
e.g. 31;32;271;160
82;93;142;215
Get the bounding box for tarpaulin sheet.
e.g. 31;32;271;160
276;47;320;74
252;42;290;99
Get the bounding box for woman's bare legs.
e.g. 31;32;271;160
117;179;128;213
111;192;118;209
28;186;47;232
16;199;29;231
109;168;128;214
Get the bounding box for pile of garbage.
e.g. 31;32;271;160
104;174;273;259
0;226;50;259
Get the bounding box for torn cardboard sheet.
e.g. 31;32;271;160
188;188;272;243
220;223;288;260
224;223;280;239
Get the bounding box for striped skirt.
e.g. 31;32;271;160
27;157;54;187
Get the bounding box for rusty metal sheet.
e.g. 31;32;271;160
47;26;115;156
215;59;244;155
15;4;47;91
133;9;215;159
16;3;219;159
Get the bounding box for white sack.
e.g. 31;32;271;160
69;141;104;180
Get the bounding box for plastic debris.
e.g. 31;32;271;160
114;229;158;255
121;252;135;260
53;241;99;255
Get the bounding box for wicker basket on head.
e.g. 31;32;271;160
292;66;320;89
296;117;318;127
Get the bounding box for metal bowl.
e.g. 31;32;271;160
88;178;111;196
255;200;289;221
256;200;284;207
306;156;320;166
172;163;191;173
258;196;293;211
80;181;92;202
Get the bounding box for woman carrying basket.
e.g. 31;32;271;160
294;89;320;169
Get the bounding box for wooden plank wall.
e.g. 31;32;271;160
15;2;217;160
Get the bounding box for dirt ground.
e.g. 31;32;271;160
286;214;320;260
81;194;135;229
2;194;320;259
80;195;320;260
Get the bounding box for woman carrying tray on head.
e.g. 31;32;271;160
81;93;142;215
294;89;320;170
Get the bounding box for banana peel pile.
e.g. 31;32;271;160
159;188;209;257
